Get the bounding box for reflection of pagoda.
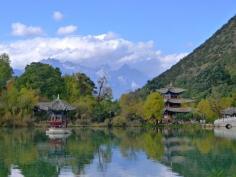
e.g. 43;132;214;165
161;128;193;166
37;134;75;175
35;95;75;134
157;84;193;122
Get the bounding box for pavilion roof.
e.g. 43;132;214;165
164;98;194;104
37;98;75;112
157;87;186;94
164;107;192;113
221;107;236;116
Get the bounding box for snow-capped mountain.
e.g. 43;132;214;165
13;58;149;98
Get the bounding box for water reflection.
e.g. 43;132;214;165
1;127;236;177
9;165;24;177
214;127;236;140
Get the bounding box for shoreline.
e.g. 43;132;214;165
0;122;215;128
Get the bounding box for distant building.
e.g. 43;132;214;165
157;84;193;122
221;107;236;118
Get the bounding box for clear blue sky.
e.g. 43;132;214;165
0;0;236;54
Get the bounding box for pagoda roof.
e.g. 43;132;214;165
157;87;186;94
164;98;194;104
37;98;75;112
221;107;236;116
164;107;192;113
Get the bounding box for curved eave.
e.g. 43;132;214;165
221;107;236;116
36;99;76;112
157;87;186;94
36;102;51;111
164;99;194;104
164;107;192;113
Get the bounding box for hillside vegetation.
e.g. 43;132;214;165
140;16;236;99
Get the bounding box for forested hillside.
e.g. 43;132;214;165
0;53;120;127
140;15;236;99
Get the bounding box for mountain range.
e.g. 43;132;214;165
14;59;149;99
13;15;236;100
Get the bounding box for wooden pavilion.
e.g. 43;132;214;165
35;96;75;129
157;84;193;122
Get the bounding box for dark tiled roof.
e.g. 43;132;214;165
221;107;236;116
164;107;192;113
157;87;186;94
164;98;194;104
37;98;75;111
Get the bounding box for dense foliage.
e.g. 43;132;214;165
138;16;236;100
114;16;236;124
0;54;13;92
196;95;235;123
16;62;64;99
119;93;143;120
0;80;39;126
0;55;120;127
64;73;96;103
143;92;164;125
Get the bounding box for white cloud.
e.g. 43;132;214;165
57;25;77;35
11;22;43;37
131;81;139;90
0;33;187;77
117;76;127;84
53;11;64;21
96;68;108;78
159;53;188;70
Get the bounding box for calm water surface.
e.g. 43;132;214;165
1;127;236;177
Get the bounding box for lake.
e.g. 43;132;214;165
1;127;236;177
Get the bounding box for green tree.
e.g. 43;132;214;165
197;99;217;122
4;80;19;117
73;95;96;124
92;100;119;123
208;97;233;118
143;92;164;125
232;92;236;107
18;87;39;117
64;73;95;103
119;93;144;122
219;97;233;109
0;53;13;92
16;62;64;99
0;80;39;126
76;73;95;96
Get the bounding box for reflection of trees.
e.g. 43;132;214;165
161;127;236;177
113;128;164;161
113;128;144;160
66;128;113;174
20;161;57;177
2;127;236;177
97;144;112;172
0;129;57;177
0;128;165;176
0;161;8;177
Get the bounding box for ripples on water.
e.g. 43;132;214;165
2;127;236;177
